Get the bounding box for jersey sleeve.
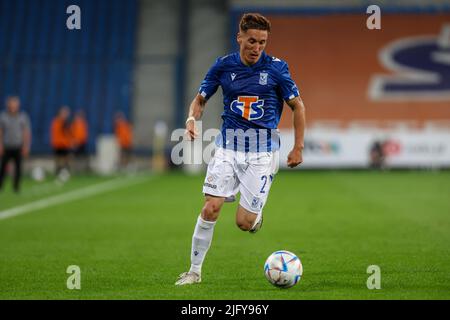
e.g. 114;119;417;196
198;58;222;100
277;62;300;101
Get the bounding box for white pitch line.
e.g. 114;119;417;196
0;176;149;221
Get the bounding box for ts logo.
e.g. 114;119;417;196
230;96;264;120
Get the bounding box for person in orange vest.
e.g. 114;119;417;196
71;109;89;172
114;112;133;169
51;106;72;177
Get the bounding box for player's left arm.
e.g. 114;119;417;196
286;96;306;168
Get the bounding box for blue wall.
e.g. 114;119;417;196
0;0;138;153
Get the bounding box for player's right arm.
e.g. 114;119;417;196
185;56;222;140
185;94;207;140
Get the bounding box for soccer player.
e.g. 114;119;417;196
175;13;306;285
0;96;31;193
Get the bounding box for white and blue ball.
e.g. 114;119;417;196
264;250;303;288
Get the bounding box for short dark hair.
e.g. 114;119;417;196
239;13;271;33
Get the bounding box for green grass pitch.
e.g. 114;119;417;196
0;170;449;299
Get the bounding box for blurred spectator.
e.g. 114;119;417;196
114;112;133;169
369;141;386;169
71;109;89;172
51;106;72;177
0;96;31;193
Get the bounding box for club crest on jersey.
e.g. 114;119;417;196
230;96;264;121
259;72;268;85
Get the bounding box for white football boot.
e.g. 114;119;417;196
249;213;263;233
175;272;201;286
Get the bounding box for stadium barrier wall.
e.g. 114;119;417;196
279;128;450;169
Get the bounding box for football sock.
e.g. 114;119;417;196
189;215;216;275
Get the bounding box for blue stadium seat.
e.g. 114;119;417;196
0;0;138;154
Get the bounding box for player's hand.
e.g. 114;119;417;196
287;147;303;168
185;119;198;140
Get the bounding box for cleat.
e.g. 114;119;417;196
175;272;201;286
249;213;263;233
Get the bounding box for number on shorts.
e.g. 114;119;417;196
260;175;267;193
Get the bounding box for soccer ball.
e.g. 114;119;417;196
264;250;303;288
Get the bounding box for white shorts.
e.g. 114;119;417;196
202;147;279;214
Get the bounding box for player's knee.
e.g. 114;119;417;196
201;200;221;221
